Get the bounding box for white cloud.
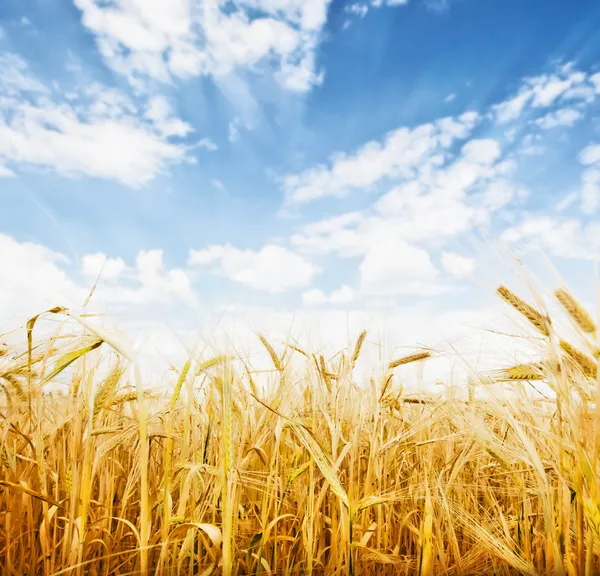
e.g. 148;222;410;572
188;244;319;292
444;93;456;103
0;234;85;323
581;169;600;214
360;239;439;295
73;0;332;92
555;192;577;212
0;234;197;329
0;53;48;96
132;249;196;305
228;117;241;143
282;111;480;204
288;132;517;297
423;0;450;12
579;144;600;166
474;179;525;216
0;98;188;186
302;284;355;306
345;3;369;18
372;0;410;6
196;137;218;151
82;253;126;281
519;133;545;156
492;65;596;124
442;252;475;277
144;95;193;137
501;215;600;260
0;52;199;186
534;107;582;130
493;92;532;124
579;144;600;213
0;164;15;178
211;179;227;193
292;136;509;253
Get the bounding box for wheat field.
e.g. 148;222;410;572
1;284;600;575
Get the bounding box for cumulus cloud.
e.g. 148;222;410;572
73;0;331;92
0;234;85;323
282;111;480;204
292;137;511;251
360;239;440;295
0;52;202;186
287;134;518;295
0;234;197;328
188;244;319;292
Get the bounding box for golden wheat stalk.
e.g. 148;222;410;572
1;373;26;401
92;363;124;423
0;446;10;469
379;373;394;402
559;340;598;379
351;330;367;367
259;334;283;372
555;288;596;334
110;390;154;405
388;351;431;370
221;362;235;576
497;285;551;337
495;363;545;381
169;359;191;411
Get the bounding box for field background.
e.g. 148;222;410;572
1;282;600;575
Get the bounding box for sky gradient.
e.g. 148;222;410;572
1;0;600;378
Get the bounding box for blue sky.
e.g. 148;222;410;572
1;0;600;369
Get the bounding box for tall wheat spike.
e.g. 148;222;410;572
555;288;597;334
497;285;552;337
258;334;283;372
389;351;431;370
559;340;598;379
351;330;367;368
92;362;124;423
495;363;545;381
221;362;235;576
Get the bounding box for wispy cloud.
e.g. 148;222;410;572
534;107;582;129
492;64;599;124
501;215;600;260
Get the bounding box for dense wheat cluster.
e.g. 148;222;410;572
1;284;600;575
